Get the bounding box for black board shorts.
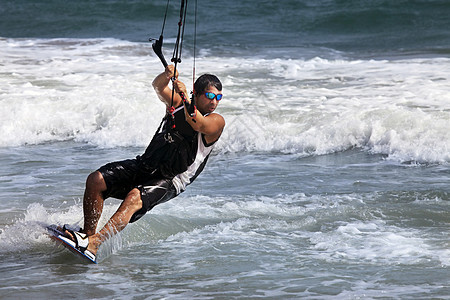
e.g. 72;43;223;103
97;159;177;223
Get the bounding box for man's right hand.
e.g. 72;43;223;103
153;65;183;109
165;65;179;81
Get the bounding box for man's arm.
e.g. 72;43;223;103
152;65;182;108
185;111;225;144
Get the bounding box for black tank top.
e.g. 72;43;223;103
138;105;199;179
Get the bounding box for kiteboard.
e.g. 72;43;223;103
47;224;97;264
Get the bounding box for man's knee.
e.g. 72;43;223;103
125;188;143;212
86;171;106;191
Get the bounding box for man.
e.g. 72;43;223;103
61;65;225;261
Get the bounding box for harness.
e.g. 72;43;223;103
138;106;198;179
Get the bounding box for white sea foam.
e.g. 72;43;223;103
1;189;448;292
308;219;450;266
156;192;450;268
1;38;449;163
0;201;119;255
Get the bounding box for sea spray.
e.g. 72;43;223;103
2;39;448;164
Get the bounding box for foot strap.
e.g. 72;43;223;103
72;230;89;252
63;226;89;253
56;225;97;263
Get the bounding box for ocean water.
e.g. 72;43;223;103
1;0;449;299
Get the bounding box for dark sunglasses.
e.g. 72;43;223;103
204;92;223;101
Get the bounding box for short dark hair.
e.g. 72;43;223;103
194;74;222;95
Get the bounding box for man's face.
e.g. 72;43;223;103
196;85;222;115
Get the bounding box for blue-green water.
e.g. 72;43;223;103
2;0;450;57
0;1;449;299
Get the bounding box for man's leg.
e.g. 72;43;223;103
84;178;175;256
83;171;107;236
85;188;143;256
